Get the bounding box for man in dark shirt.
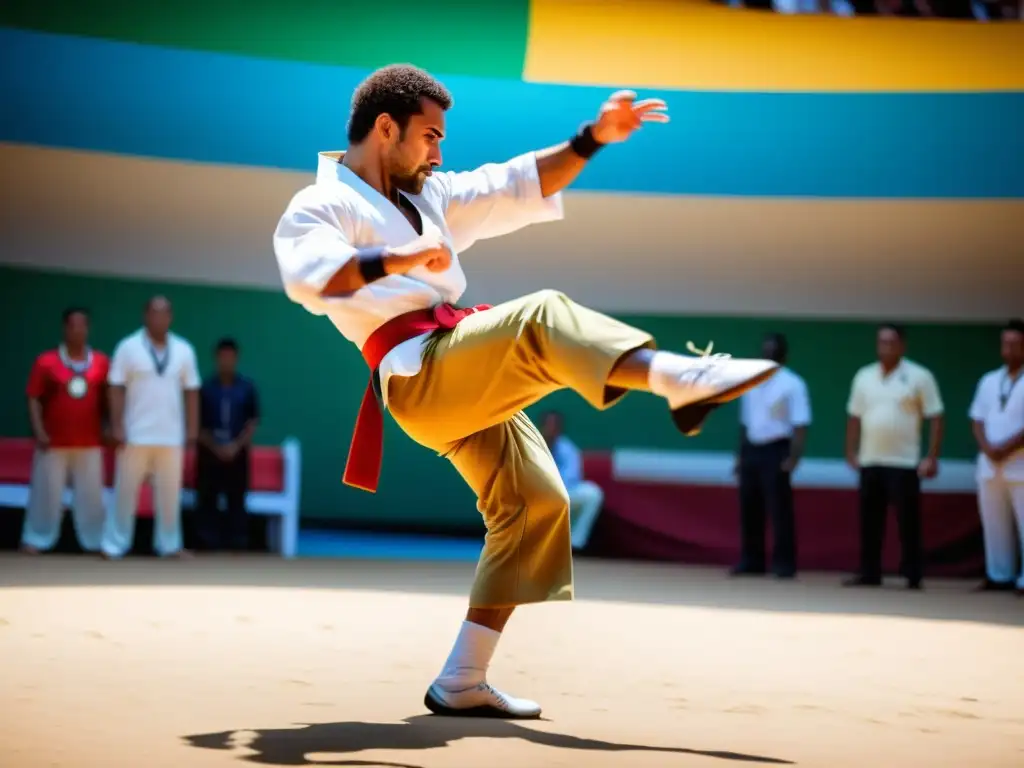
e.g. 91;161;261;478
196;338;259;551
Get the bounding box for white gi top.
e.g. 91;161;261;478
273;151;564;403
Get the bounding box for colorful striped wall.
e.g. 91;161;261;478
1;2;1020;525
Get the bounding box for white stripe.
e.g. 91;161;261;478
611;449;977;494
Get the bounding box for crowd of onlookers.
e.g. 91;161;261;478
715;0;1022;19
18;297;1024;595
20;297;259;559
547;319;1024;595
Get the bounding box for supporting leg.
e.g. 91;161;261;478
422;413;570;719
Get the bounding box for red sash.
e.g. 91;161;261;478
343;303;491;492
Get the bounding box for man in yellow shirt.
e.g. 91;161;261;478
844;323;944;589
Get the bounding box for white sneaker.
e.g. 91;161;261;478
668;342;779;436
424;681;542;719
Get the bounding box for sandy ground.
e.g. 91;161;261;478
1;554;1022;768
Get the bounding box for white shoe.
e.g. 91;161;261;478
668;342;779;436
424;681;542;719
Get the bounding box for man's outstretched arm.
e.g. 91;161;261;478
535;90;669;198
440;91;669;253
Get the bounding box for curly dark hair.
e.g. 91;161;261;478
347;64;453;144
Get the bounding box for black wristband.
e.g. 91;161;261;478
569;123;604;160
357;248;388;284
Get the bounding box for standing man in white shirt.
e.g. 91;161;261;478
733;333;811;579
844;323;944;590
540;411;605;552
273;65;779;720
968;318;1024;594
102;296;200;559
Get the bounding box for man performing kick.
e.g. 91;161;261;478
273;65;779;719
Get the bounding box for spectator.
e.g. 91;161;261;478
196;338;260;551
844;323;944;590
20;308;109;554
969;319;1024;594
540;411;605;552
101;296;200;559
733;333;811;579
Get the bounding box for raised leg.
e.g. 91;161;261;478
388;289;777;447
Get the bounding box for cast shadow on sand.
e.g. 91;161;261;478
183;714;795;767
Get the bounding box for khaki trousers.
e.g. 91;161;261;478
387;290;654;608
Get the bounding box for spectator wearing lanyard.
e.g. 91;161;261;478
21;307;109;554
196;338;260;551
969;319;1024;595
103;296;200;559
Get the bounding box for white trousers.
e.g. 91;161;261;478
977;474;1024;587
101;445;184;558
568;480;605;550
21;447;105;552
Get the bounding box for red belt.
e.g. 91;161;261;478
343;303;491;493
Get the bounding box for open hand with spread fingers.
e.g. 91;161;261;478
591;90;670;145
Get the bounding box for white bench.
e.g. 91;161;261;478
0;437;303;558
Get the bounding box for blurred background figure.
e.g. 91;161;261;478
541;411;605;552
845;324;945;589
969;319;1024;594
197;338;260;552
733;333;811;579
102;296;200;559
20;308;109;554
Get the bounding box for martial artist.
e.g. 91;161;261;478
274;65;779;718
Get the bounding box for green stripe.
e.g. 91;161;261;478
0;266;996;527
0;0;530;79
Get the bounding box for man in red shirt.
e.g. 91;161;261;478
21;308;110;554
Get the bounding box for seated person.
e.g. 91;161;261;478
540;411;605;551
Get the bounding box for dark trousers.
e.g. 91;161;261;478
196;447;249;551
737;438;796;576
857;466;922;584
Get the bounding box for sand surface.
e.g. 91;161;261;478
1;555;1022;768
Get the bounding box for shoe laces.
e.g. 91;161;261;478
477;682;511;709
685;340;732;362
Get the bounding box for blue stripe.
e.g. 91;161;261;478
2;28;1022;198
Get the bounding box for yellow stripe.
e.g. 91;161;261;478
524;0;1024;92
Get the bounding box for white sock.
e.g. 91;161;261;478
647;351;692;399
435;620;501;691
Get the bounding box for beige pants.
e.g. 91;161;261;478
101;445;185;558
387;290;654;608
21;447;105;552
977;473;1024;587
